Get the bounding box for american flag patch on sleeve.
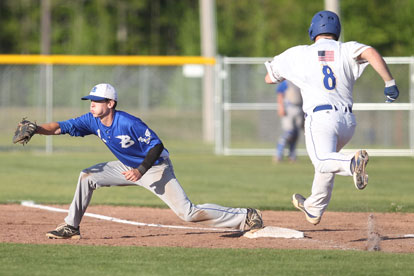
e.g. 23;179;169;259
318;50;334;62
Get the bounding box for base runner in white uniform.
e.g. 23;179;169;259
32;83;263;239
264;10;399;225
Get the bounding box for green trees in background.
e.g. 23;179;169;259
0;0;412;57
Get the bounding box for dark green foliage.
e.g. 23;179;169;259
0;0;412;56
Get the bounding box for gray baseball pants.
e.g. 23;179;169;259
64;158;248;230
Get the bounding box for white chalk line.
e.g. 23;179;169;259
20;200;306;238
384;234;414;239
20;200;238;233
24;201;414;240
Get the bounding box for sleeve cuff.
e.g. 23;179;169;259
385;79;396;87
57;121;67;134
264;61;278;83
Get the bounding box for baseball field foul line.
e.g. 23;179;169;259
20;200;239;232
20;200;306;238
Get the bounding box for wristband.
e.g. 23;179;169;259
137;165;147;175
136;143;164;176
385;79;396;87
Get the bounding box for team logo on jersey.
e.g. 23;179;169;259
116;135;135;148
137;128;151;144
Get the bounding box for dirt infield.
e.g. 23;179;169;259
1;204;413;253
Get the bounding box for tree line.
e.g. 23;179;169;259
0;0;412;57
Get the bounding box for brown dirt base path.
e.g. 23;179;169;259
1;204;413;253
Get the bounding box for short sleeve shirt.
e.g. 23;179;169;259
58;110;169;168
266;39;371;112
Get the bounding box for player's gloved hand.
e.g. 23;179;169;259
384;80;399;103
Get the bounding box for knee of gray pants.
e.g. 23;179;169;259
173;201;197;222
79;171;98;190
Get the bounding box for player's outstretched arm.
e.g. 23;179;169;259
359;48;399;102
36;122;62;135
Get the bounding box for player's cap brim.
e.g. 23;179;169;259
81;95;107;101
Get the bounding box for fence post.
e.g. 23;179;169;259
214;56;223;154
45;64;53;154
410;57;414;154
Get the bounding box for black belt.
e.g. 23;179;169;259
305;104;352;117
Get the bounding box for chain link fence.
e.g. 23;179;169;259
0;63;204;152
1;56;413;156
216;57;414;156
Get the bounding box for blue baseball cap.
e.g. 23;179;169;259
81;83;118;101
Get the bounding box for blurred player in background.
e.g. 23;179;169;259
273;80;304;163
264;10;399;225
31;83;263;239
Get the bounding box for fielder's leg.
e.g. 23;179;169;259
65;161;133;228
287;128;299;161
47;161;130;239
276;113;296;161
138;158;260;230
289;107;304;161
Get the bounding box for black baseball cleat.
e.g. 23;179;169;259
46;223;81;239
244;208;264;231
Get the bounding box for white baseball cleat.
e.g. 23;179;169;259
292;194;321;225
352;150;369;190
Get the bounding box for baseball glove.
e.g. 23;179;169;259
12;118;37;145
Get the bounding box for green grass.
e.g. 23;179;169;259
1;148;413;212
1;243;414;276
1;144;414;275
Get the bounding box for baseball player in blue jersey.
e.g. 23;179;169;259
31;83;262;239
264;11;399;225
274;80;304;163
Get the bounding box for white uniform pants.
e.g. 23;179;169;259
304;108;356;217
64;158;248;230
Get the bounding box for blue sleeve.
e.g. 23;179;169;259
58;113;95;137
276;80;288;94
130;120;163;149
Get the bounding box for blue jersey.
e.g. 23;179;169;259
276;80;288;95
58;110;169;168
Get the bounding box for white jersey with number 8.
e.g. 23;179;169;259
265;38;371;113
